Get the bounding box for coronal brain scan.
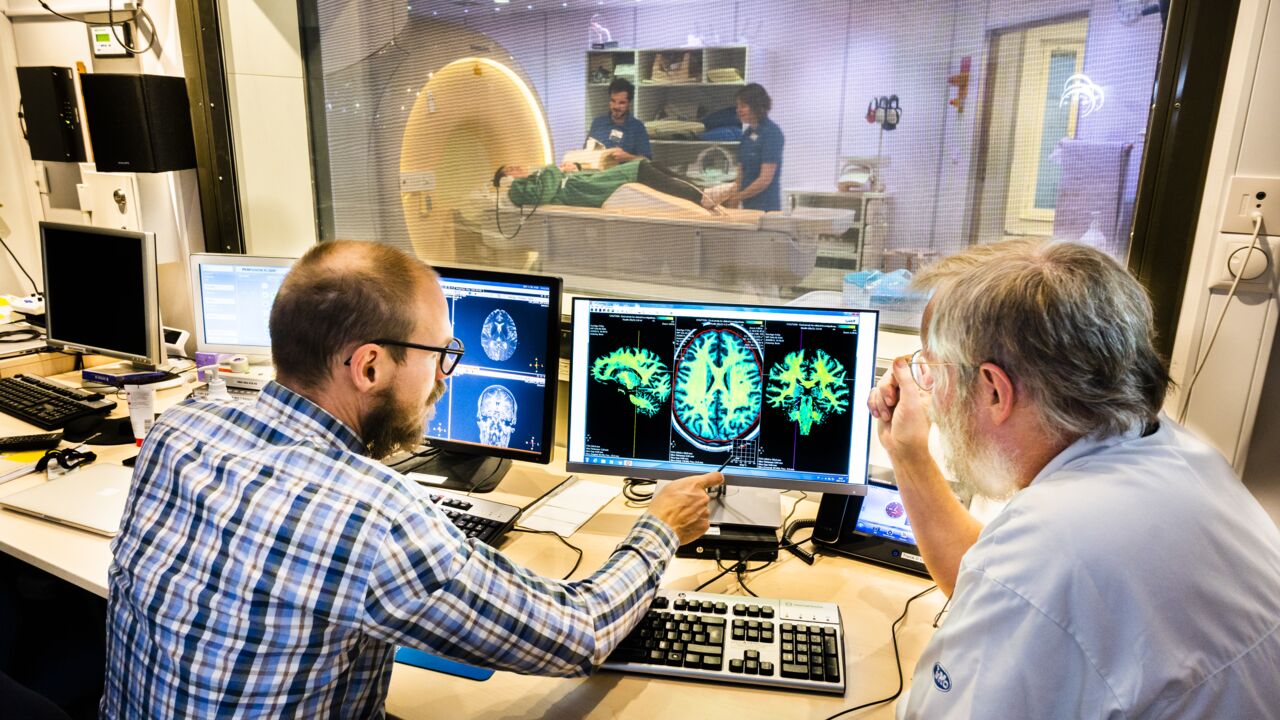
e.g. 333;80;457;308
672;325;762;450
476;384;518;447
766;349;850;434
480;308;518;362
591;347;672;416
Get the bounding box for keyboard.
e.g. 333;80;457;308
424;487;519;545
602;588;846;694
0;374;118;430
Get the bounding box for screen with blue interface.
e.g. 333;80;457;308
426;272;556;460
196;261;291;350
568;298;879;490
854;485;917;546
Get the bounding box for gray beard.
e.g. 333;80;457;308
931;397;1021;501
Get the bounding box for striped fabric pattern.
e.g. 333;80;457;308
101;381;676;718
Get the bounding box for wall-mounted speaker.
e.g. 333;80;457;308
80;73;196;173
16;66;87;163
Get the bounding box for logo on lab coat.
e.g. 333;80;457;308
932;662;952;692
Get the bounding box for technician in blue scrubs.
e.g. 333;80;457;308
587;78;652;162
728;83;784;211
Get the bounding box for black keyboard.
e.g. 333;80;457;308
424;487;519;545
602;589;846;694
0;374;118;430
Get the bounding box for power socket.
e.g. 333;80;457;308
1220;176;1279;234
1208;235;1280;291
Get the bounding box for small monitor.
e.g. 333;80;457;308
813;484;927;577
853;484;917;546
189;253;295;356
566;298;878;495
40;222;164;369
404;266;562;492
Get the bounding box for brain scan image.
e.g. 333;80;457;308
766;349;850;435
672;325;763;450
476;384;518;447
591;347;671;416
481;309;518;362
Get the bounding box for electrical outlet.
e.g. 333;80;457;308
1220;176;1279;234
1208;235;1280;291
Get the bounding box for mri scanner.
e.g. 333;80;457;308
399;56;831;293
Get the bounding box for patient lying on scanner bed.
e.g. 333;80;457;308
493;159;718;211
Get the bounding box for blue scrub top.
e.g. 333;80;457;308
587;115;652;159
737;117;784;211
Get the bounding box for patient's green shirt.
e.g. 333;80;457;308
507;161;642;208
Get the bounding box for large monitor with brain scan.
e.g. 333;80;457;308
401;266;561;493
566;298;878;495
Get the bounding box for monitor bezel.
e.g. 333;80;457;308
188;253;297;356
565;296;877;496
426;265;563;467
40;222;165;369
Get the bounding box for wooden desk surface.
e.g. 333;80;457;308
0;372;942;719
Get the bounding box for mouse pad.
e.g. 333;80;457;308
394;648;494;681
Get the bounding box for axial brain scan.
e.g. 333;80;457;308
477;384;518;446
673;325;763;450
481;309;518;362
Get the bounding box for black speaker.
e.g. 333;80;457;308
80;73;196;172
16;66;87;163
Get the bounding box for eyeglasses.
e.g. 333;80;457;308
906;349;971;392
344;337;466;375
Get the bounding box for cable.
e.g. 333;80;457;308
0;327;41;344
695;492;814;596
824;584;938;720
1179;212;1267;423
37;1;157;55
622;477;656;505
494;167;550;241
511;528;583;580
0;236;39;295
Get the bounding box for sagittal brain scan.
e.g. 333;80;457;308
672;325;762;450
591;347;671;416
476;384;518;447
765;349;850;435
481;308;518;362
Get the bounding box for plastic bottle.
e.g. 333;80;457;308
1080;211;1106;250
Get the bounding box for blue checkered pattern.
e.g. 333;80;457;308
101;381;677;718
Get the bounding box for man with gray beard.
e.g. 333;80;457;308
868;239;1280;719
102;240;722;718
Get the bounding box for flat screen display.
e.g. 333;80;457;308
854;484;917;546
567;298;878;493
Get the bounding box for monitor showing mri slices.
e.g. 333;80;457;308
566;298;879;494
426;267;561;464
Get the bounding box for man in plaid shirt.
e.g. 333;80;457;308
101;240;720;718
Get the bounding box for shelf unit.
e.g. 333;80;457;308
784;190;891;290
585;46;747;184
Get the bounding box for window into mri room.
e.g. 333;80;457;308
299;1;1169;330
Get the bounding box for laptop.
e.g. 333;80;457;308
0;463;133;536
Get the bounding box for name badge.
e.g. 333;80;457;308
610;128;624;140
749;132;758;142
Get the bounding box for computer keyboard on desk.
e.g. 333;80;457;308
0;374;117;430
425;487;519;546
602;588;846;694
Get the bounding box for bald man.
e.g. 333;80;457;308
102;240;721;718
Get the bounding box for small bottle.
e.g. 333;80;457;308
206;373;231;401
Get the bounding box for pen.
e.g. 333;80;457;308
708;454;733;499
715;454;733;473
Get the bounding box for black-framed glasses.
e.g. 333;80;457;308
344;337;466;375
36;447;97;474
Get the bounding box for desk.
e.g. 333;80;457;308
0;374;943;719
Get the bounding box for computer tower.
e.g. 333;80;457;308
80;73;196;173
16;66;87;163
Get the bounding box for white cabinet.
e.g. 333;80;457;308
784;190;891;290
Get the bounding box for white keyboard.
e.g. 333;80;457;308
602;588;846;694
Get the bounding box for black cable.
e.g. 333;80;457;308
0;236;39;295
0;327;41;343
37;1;155;54
622;476;655;505
824;584;938;720
512;528;583;580
494;168;548;241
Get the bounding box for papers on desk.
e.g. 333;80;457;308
517;476;621;537
0;450;44;485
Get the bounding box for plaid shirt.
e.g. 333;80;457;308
101;381;677;718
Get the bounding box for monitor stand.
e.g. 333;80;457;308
396;451;512;494
655;481;783;561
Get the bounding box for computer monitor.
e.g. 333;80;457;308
812;484;928;577
189;253;295;356
40;222;165;369
566;298;879;496
401;266;562;493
